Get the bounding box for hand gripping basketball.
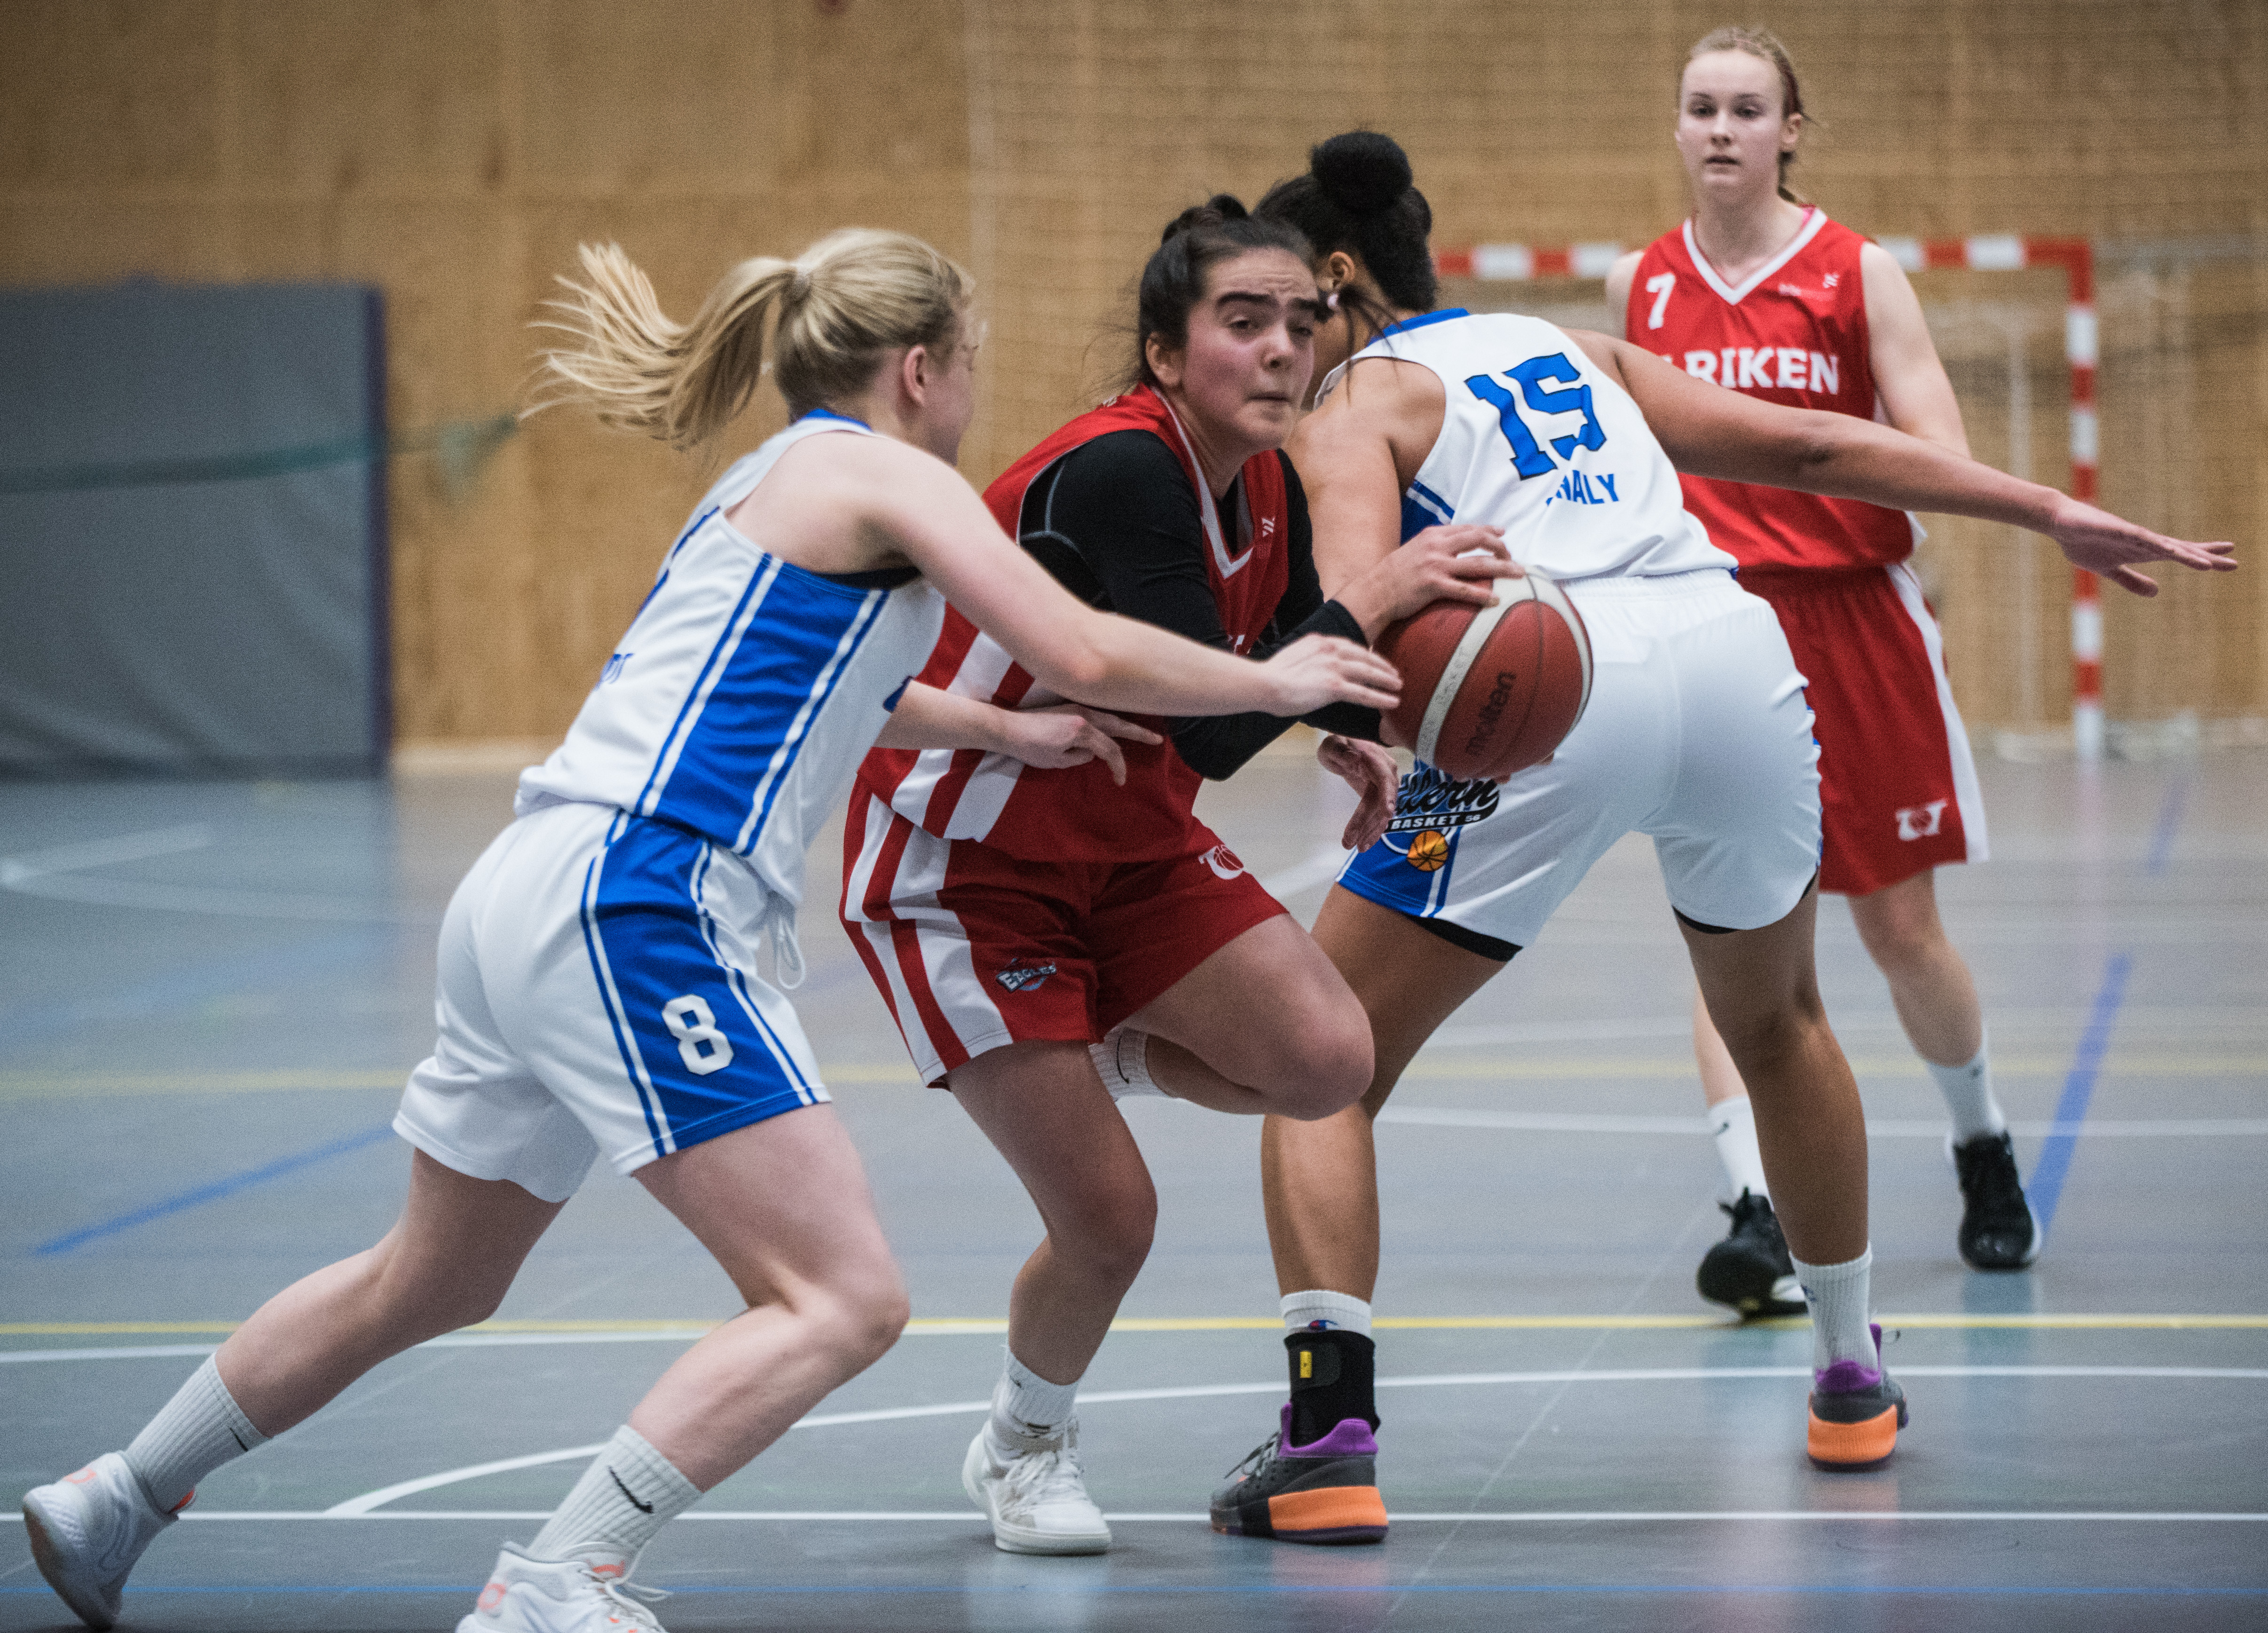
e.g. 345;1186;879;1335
1375;573;1594;782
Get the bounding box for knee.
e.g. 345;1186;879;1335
1712;994;1827;1080
1049;1184;1157;1288
803;1256;911;1371
1254;1009;1376;1120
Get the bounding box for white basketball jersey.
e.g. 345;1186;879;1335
1316;310;1732;581
517;411;946;915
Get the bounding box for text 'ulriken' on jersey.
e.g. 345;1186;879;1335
1315;309;1732;584
1628;211;1918;572
517;411;945;913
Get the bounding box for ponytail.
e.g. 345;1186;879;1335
532;229;971;451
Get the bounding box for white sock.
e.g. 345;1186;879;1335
1927;1036;2006;1142
1281;1290;1373;1338
1088;1027;1164;1099
1788;1246;1877;1373
123;1355;269;1513
528;1425;701;1577
1708;1097;1772;1202
985;1347;1079;1458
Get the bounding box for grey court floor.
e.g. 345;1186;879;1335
3;745;2265;1631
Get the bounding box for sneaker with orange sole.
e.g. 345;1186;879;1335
1807;1323;1908;1471
1210;1410;1388;1544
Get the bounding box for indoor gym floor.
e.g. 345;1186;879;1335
2;745;2263;1632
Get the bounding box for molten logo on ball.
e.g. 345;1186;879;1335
1405;830;1450;872
1465;668;1520;760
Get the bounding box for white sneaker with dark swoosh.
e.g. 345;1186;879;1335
457;1543;672;1632
21;1452;179;1630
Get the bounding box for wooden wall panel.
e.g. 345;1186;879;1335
0;0;2260;742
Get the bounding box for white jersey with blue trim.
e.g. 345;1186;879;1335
517;411;945;916
1316;309;1733;581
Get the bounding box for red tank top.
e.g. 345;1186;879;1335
1627;211;1916;573
853;385;1292;861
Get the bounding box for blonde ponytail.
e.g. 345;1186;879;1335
531;229;972;452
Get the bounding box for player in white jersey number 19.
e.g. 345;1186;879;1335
17;229;1397;1633
1213;131;2233;1525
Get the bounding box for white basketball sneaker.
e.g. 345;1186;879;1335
457;1544;671;1633
962;1419;1113;1554
21;1452;180;1631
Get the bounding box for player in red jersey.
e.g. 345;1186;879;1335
841;198;1510;1554
1606;26;2036;1307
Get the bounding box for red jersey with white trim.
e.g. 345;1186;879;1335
853;385;1292;862
1628;211;1916;572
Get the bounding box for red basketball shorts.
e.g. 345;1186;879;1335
839;793;1287;1086
1744;562;1986;897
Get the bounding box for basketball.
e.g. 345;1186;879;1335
1375;572;1594;781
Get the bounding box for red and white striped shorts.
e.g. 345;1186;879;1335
839;793;1285;1086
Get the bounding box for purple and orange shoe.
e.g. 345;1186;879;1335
1807;1323;1909;1471
1209;1407;1388;1544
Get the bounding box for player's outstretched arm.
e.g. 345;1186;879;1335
875;684;1160;786
1577;331;2238;598
846;437;1402;717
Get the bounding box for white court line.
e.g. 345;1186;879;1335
4;1508;2262;1524
322;1366;2268;1516
1378;1107;2268;1138
0;824;213;884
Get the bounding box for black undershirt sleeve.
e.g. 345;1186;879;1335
1017;434;1381;781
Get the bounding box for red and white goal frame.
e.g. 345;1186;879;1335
1435;236;2105;759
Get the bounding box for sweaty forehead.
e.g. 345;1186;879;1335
1205;249;1318;307
1682;50;1781;103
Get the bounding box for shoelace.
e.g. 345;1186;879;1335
591;1575;671;1631
998;1441;1092;1515
1221;1432;1280;1483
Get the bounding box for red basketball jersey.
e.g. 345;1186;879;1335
1627;211;1916;573
854;385;1292;861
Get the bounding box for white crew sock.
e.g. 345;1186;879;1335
1926;1035;2006;1142
123;1355;269;1513
528;1425;701;1577
1788;1247;1877;1373
1281;1290;1373;1338
985;1347;1079;1459
1708;1096;1772;1202
1088;1027;1164;1099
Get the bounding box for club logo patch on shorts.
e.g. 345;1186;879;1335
1386;763;1501;834
995;960;1058;993
1895;800;1950;840
1200;844;1247;880
1403;829;1451;872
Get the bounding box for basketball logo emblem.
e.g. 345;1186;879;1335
1405;829;1450;872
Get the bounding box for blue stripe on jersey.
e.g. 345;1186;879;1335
1402;478;1456;542
795;408;873;430
687;847;817;1103
634;554;786;818
1338;810;1463;922
583;817;811;1159
633;506;721;620
731;587;887;854
1378;308;1470;338
649;563;882;849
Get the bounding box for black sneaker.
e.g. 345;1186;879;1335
1953;1130;2041;1269
1209;1408;1387;1544
1696;1190;1806;1317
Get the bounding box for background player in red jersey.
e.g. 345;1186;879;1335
1607;26;2039;1310
841;199;1511;1555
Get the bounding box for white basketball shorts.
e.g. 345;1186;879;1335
394;800;829;1203
1338;568;1822;949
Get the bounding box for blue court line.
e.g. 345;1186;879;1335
30;1123;397;1256
2146;775;2190;874
3;1584;2260;1599
2027;952;2132;1233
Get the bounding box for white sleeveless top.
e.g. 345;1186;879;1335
518;411;946;927
1316;309;1732;580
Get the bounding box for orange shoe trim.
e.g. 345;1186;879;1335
1267;1485;1389;1535
1807;1404;1899;1466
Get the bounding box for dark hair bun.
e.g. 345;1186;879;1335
1161;193;1250;244
1311;132;1413;216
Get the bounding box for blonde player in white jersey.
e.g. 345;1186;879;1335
1202;133;2232;1534
18;229;1398;1633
